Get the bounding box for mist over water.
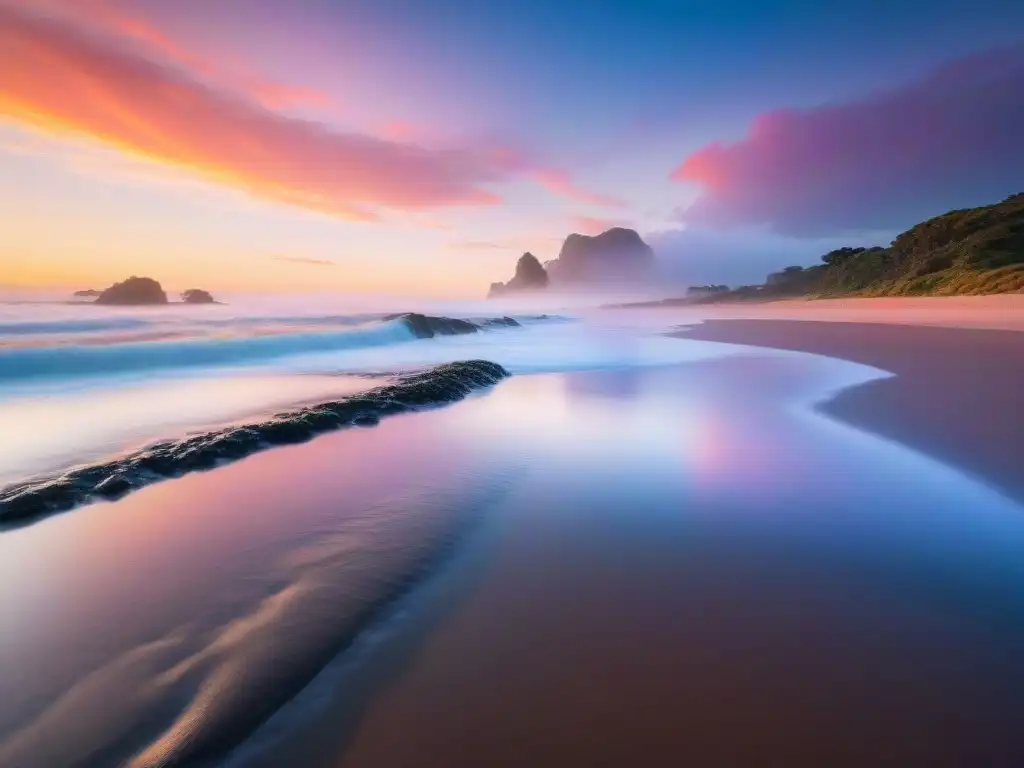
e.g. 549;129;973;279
0;294;736;485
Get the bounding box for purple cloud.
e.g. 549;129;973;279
672;43;1024;236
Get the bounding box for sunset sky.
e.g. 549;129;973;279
1;0;1022;296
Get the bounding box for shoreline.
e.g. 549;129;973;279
4;353;1024;766
280;358;1024;768
619;294;1024;331
677;319;1024;505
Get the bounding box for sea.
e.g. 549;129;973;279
0;291;729;489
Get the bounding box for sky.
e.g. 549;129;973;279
1;0;1022;297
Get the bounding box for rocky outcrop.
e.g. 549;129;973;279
547;228;655;285
388;313;521;337
73;289;101;298
0;360;510;523
477;316;521;328
182;289;216;304
488;252;549;297
387;312;479;338
487;229;657;296
95;276;168;305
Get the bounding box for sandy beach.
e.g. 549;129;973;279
671;294;1024;331
679;319;1024;505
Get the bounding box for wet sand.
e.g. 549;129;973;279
679;320;1024;505
246;352;1024;768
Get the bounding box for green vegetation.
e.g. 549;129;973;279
686;284;730;297
703;193;1024;301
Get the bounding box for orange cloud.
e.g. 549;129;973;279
0;6;522;219
7;0;331;111
533;168;624;208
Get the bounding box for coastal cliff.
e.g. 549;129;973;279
682;192;1024;303
548;228;655;285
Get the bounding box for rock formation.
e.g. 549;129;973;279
0;360;510;522
384;313;521;337
182;289;216;304
547;228;655;285
95;276;168;305
386;312;479;338
488;252;549;297
487;229;657;296
73;289;101;298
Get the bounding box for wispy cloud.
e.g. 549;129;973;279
671;43;1024;235
5;0;331;111
271;255;337;267
533;168;624;208
0;5;531;220
569;216;629;235
448;240;512;250
448;235;565;253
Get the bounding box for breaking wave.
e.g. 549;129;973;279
0;313;521;384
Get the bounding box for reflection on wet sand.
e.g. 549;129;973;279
2;351;1024;767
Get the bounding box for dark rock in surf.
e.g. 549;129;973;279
386;312;480;338
0;360;510;525
479;316;520;328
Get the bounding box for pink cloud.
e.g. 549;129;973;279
570;216;628;235
672;43;1024;235
533;168;624;208
380;121;421;141
0;5;531;219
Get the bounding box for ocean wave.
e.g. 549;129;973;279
0;313;520;383
0;359;510;525
0;313;386;337
0;317;155;335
